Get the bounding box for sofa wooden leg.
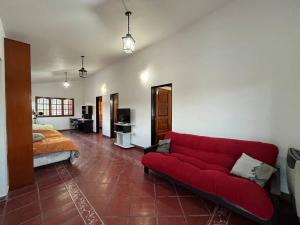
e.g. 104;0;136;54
144;167;149;174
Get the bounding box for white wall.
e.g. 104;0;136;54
32;81;84;130
84;0;300;193
0;18;8;197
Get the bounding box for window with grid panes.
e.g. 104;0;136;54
51;98;63;116
63;99;74;116
35;97;74;117
36;97;50;116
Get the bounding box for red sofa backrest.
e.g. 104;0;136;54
164;131;278;168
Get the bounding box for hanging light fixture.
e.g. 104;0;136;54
63;72;70;88
79;56;88;78
122;11;135;53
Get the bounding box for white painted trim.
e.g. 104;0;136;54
0;185;8;198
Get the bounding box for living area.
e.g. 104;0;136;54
0;0;300;225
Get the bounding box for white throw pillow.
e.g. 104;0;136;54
230;153;276;187
156;139;171;153
32;133;45;142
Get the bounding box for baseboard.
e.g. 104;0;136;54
133;144;144;150
102;134;111;138
0;185;9;199
58;129;74;131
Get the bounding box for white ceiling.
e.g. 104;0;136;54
0;0;232;83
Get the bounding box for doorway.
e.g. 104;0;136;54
96;96;103;134
151;84;172;145
110;93;119;138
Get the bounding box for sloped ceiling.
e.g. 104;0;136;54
0;0;232;83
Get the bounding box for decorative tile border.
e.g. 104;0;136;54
56;164;105;225
208;205;231;225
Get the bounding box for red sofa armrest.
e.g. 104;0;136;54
270;168;281;196
144;144;158;154
143;144;158;174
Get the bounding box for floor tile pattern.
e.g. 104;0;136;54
0;132;298;225
56;164;104;225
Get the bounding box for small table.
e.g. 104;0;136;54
114;123;134;149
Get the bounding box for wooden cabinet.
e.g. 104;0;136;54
82;105;93;119
5;38;33;190
78;119;93;133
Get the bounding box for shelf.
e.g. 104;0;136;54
114;123;134;149
114;123;134;126
114;142;134;149
114;131;132;134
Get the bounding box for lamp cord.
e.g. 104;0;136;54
122;0;129;12
122;0;131;34
128;13;130;33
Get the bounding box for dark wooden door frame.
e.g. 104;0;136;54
151;83;172;145
96;96;102;134
110;93;119;138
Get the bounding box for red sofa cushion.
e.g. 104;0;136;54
143;152;274;220
170;153;230;174
142;132;279;220
165;132;278;167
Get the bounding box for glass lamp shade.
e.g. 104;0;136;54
79;68;88;78
122;33;135;53
63;81;70;88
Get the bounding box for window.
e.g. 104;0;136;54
51;98;62;116
36;97;50;116
63;99;74;116
35;97;74;117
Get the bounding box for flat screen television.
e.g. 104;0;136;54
117;108;131;123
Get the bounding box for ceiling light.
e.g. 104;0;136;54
63;72;70;88
79;56;88;78
122;11;135;54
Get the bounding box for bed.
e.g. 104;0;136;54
33;127;79;167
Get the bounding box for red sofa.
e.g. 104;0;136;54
142;131;280;225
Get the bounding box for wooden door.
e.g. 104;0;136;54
155;87;172;143
96;97;103;134
5;38;33;190
98;97;102;128
98;99;103;129
113;94;119;138
110;93;119;138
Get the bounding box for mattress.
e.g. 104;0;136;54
34;150;75;167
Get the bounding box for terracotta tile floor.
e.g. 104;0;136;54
0;131;298;225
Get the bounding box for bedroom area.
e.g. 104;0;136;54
31;81;84;168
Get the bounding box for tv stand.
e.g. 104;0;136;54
114;123;134;149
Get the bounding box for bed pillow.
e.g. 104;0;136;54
156;139;171;153
32;133;45;142
230;153;276;187
33;124;54;130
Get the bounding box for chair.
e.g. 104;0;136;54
70;118;79;132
